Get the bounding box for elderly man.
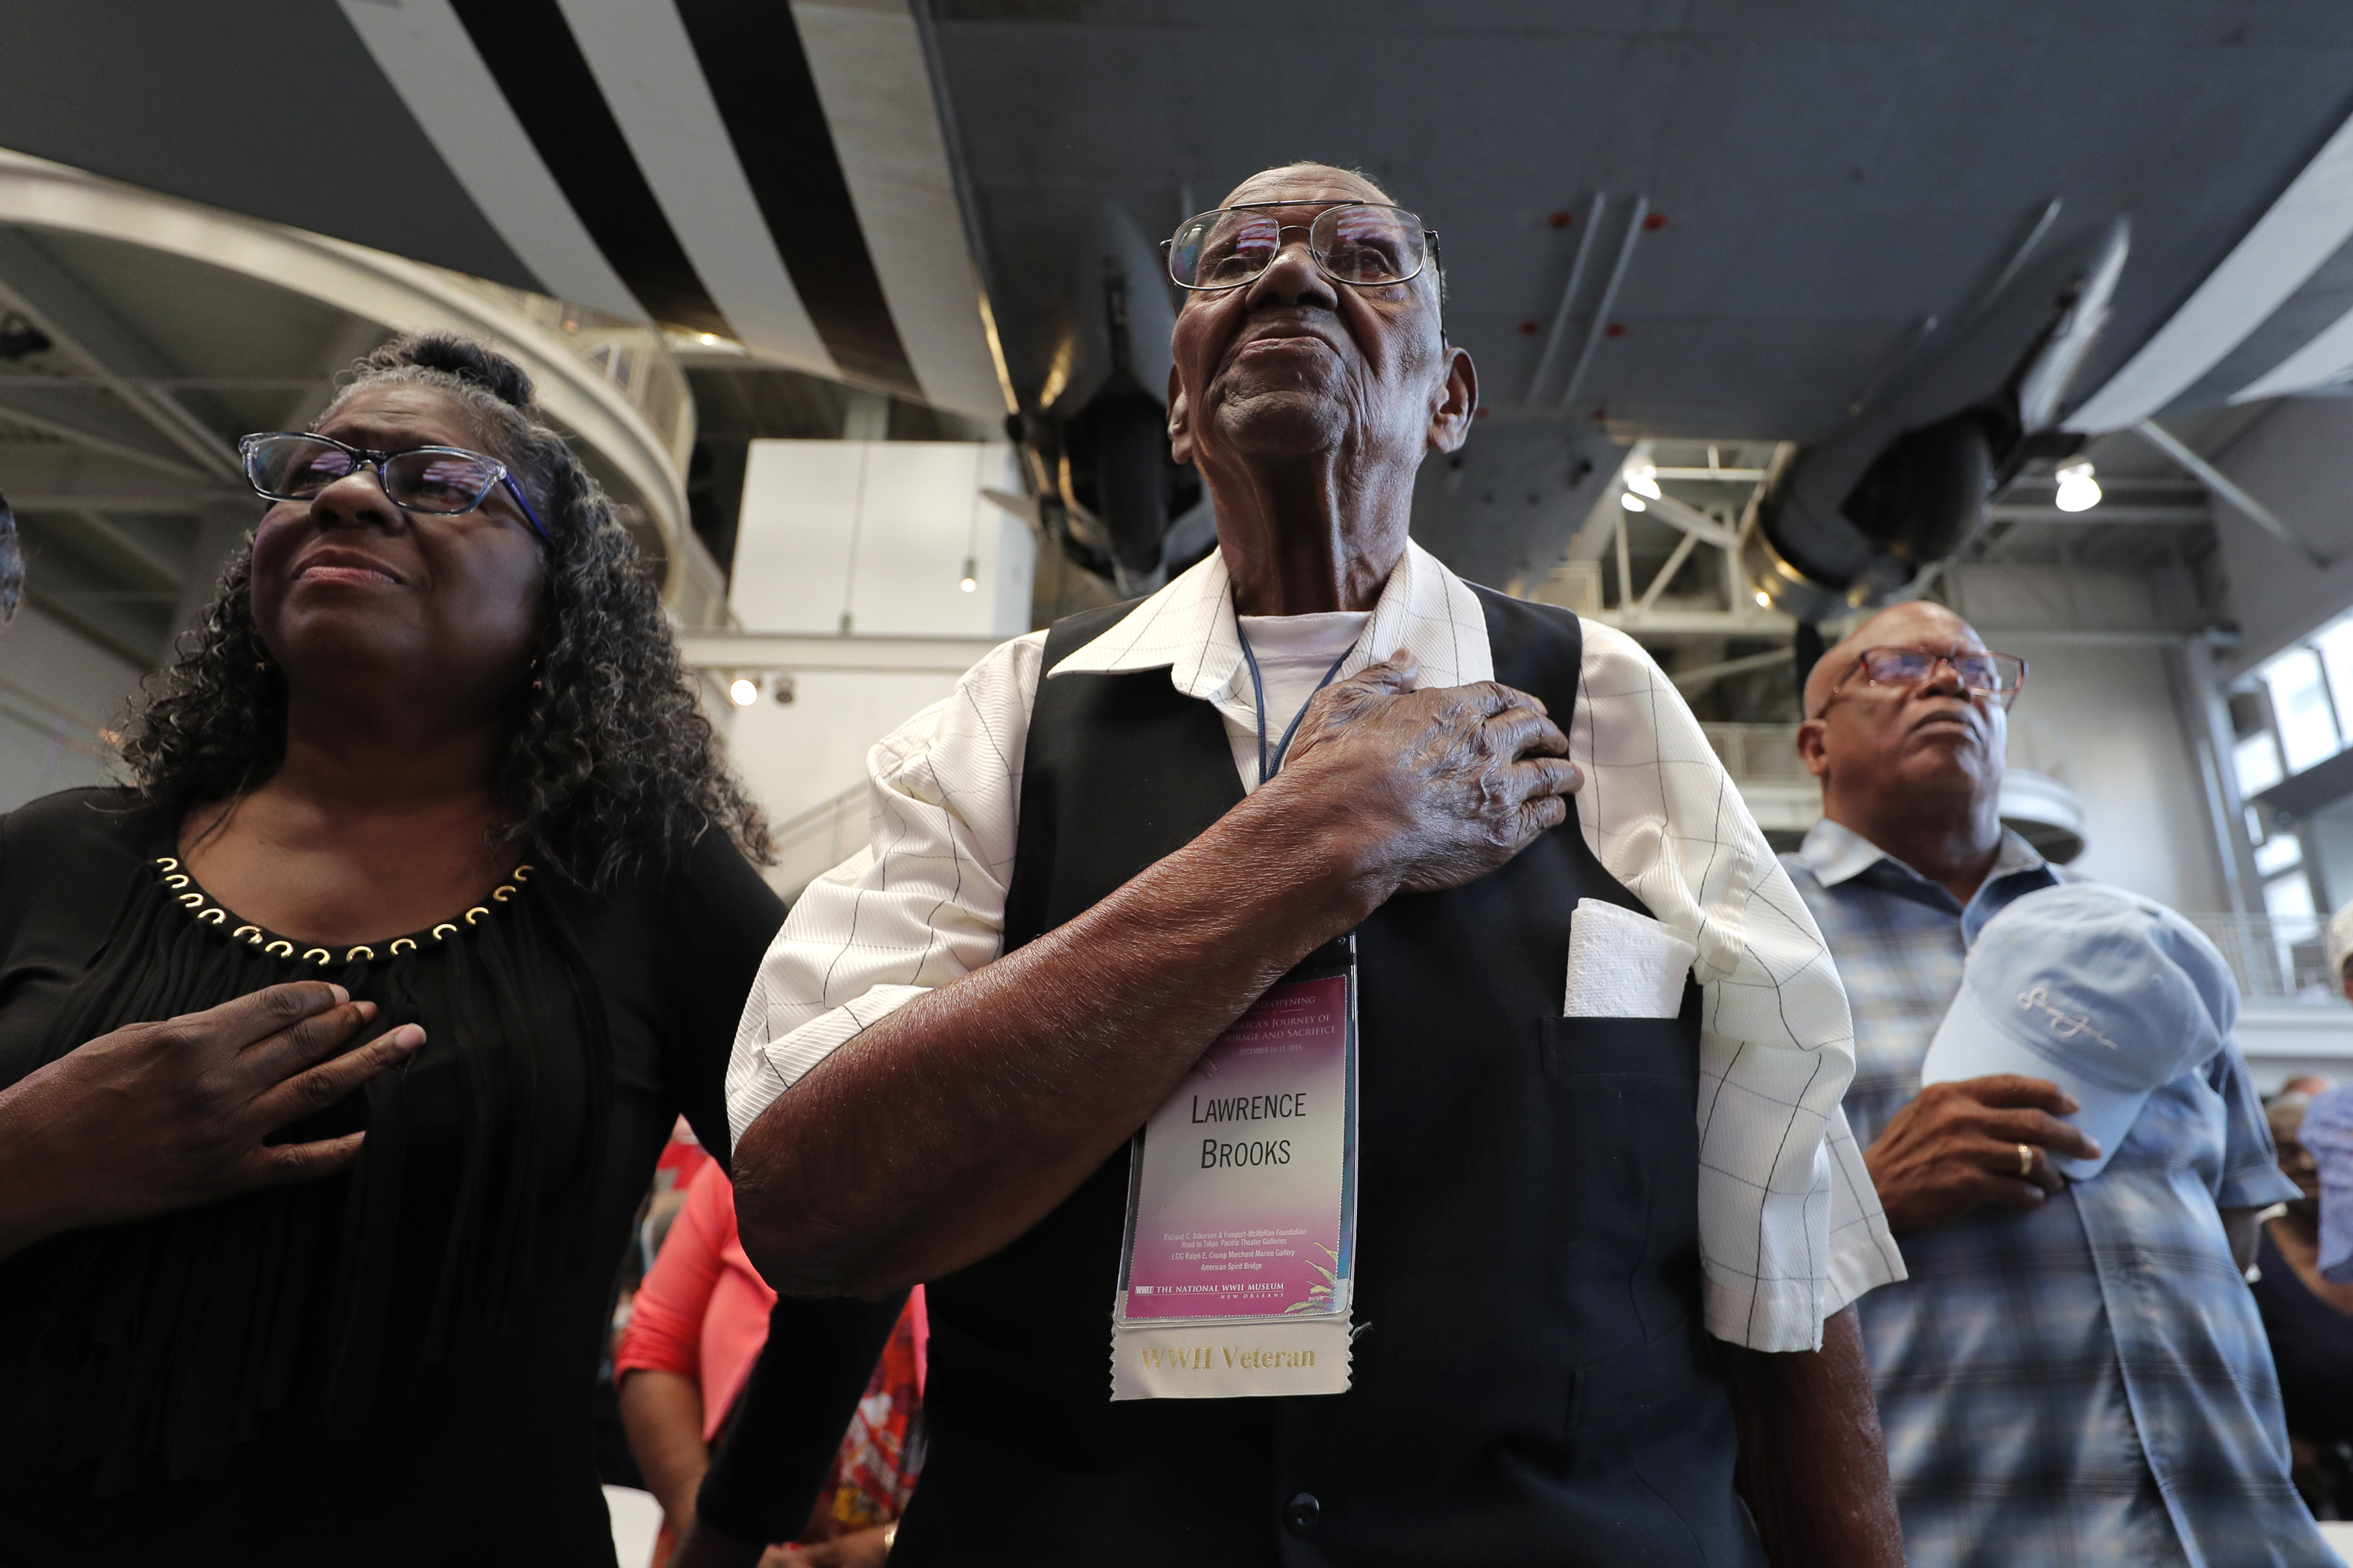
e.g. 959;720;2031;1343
726;162;1905;1566
1788;600;2324;1565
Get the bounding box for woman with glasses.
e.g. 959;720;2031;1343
0;333;888;1564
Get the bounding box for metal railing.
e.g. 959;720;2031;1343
1699;715;2072;785
2185;914;2352;1009
765;784;870;901
1700;722;1812;783
440;276;695;475
2007;713;2072;784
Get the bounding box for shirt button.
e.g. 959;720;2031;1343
1282;1492;1322;1536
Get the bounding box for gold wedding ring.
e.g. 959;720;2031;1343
2018;1142;2035;1178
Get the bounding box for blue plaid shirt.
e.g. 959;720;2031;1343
1787;820;2320;1568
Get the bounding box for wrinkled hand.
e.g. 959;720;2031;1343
0;982;423;1256
1279;650;1584;897
1863;1075;2102;1233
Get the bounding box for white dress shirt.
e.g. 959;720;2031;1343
725;540;1904;1353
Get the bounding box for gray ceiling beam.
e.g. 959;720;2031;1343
46;509;187;591
1669;648;1791;692
273;313;387;432
170;512;252;634
3;490;233;513
21;585;167;669
0;381;217;478
1633;490;1741;551
0;374;332;392
1524;193;1607;403
2132;418;2329;567
1987;504;2213;526
2002;474;2206;500
12;513;178;665
1558;194;1648;412
1652;465;1772;482
0;442;241;512
0;226;240;482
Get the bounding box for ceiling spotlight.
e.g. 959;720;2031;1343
958;555;980;593
1620;493;1647;512
1625;463;1663;501
698;332;721;346
728;676;759;706
2053;461;2102;512
1754;590;1772;608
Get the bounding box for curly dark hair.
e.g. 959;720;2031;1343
117;332;771;889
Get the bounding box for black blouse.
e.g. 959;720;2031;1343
0;787;784;1564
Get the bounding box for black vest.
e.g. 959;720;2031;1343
894;588;1763;1568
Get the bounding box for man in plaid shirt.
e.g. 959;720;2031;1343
1787;599;2324;1566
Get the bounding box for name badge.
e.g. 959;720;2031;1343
1110;936;1358;1400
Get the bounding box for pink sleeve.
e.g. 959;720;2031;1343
615;1160;731;1381
909;1284;927;1397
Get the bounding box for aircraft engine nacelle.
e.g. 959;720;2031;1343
1747;216;2130;620
1018;201;1202;596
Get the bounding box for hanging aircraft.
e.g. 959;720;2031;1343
4;1;2353;615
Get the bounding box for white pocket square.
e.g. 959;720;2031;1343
1564;898;1698;1019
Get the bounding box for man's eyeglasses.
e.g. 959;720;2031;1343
1817;646;2027;715
1163;202;1440;293
238;432;552;545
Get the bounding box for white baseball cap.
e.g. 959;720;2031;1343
1919;884;2236;1180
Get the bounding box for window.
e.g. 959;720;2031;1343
2318;617;2353;742
2250;609;2353;787
2264;870;2318;928
2265;647;2342;776
2237;731;2285;798
2256;833;2304;875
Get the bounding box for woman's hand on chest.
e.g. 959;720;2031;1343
0;982;423;1257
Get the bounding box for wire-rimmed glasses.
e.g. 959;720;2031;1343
1163;202;1439;293
237;432;551;545
1819;646;2028;715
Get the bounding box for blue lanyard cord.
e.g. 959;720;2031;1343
1235;623;1361;784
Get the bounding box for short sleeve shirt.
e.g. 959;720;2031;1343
1786;819;2320;1568
724;543;1904;1352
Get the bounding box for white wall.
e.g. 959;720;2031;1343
0;605;146;811
724;669;962;829
721;440;1036;836
728;440;1031;638
2003;637;2230;912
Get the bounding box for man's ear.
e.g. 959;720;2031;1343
1167;362;1195;467
1796;717;1832;782
1428;345;1477;455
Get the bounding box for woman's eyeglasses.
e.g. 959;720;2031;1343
1163;202;1440;293
1819;646;2028;715
238;432;551;545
